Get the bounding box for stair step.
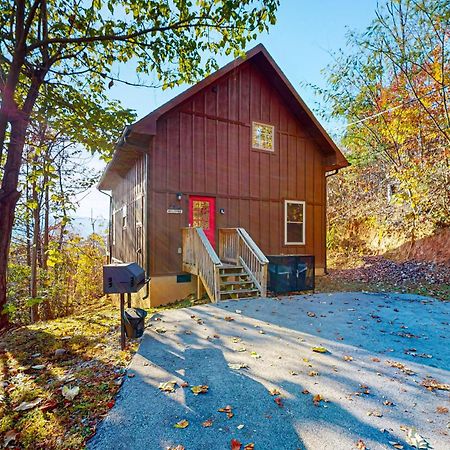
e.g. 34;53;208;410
220;266;243;272
219;271;247;278
221;280;254;286
220;288;258;295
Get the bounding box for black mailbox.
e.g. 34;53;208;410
103;262;146;294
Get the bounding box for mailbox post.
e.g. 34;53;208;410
103;262;148;349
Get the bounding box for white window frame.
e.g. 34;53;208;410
284;200;306;245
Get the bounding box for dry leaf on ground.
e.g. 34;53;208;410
356;439;367;450
421;378;450;391
312;346;328;353
231;439;242;450
191;385;208;395
62;385;80;401
228;363;249;370
218;405;234;419
13;398;42;412
174;419;189;429
159;381;177;393
274;397;283;407
269;388;281;396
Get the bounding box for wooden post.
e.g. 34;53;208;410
120;293;125;350
127;292;131;308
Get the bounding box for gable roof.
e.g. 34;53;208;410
98;44;348;190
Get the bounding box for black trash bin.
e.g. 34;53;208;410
123;308;148;338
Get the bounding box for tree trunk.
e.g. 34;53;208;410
0;76;42;329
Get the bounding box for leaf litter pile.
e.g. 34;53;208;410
0;306;138;449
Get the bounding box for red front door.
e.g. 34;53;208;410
189;196;216;248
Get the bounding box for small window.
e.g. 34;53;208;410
122;205;127;229
252;121;274;151
285;200;305;245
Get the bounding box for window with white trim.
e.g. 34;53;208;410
285;200;305;245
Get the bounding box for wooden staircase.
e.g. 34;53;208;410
181;227;268;302
219;264;259;300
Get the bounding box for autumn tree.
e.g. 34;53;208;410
0;0;279;328
319;0;450;254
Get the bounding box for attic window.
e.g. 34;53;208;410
252;122;274;151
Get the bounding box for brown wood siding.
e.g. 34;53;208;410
110;154;147;269
146;59;328;277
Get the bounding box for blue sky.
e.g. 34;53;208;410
76;0;379;220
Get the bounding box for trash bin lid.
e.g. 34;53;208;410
124;308;148;320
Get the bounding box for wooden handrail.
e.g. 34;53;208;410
182;227;222;302
218;228;268;297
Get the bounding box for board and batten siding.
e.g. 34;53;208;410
110;153;147;269
149;59;326;277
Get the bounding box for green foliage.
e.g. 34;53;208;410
318;0;450;253
6;233;106;325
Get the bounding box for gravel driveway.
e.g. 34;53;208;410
89;292;450;450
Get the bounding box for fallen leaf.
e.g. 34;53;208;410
31;364;46;370
386;360;415;376
250;352;261;359
224;316;235;322
155;327;167;334
3;430;19;447
308;371;319;377
289;370;298;376
40;399;58;412
367;410;383;417
383;400;394;406
228;363;249;370
269;388;281;396
389;442;404;449
159;381;177;393
106;400;115;409
167;446;185;450
174;419;189;429
218;405;234;419
62;385;79;401
356;439;367;450
274;397;283;407
179;382;189;388
191;385;208;395
231;439;241;450
343;355;353;361
244;444;255;450
313;394;324;406
312;346;328;353
202;419;213;427
421;378;450;391
307;311;316;317
127;373;136;378
237;424;244;430
14;398;42;411
403;427;432;449
302;389;310;394
436;406;449;414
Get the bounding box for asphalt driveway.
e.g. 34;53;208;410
89;293;450;450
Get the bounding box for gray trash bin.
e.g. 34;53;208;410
123;308;148;338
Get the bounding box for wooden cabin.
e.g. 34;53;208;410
98;44;348;306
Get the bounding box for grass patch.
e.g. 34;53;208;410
0;300;137;449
